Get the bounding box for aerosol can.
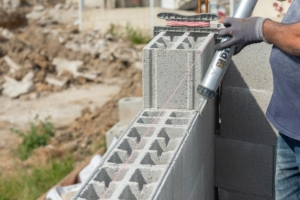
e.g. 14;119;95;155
197;0;258;113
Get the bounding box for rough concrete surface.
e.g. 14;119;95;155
218;189;272;200
119;97;143;124
222;43;273;91
215;136;275;199
143;32;215;109
220;86;277;146
73;105;216;200
73;31;217;199
73;110;199;199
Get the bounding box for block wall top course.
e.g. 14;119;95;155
73;109;199;200
222;43;273;91
144;31;211;50
143;32;215;109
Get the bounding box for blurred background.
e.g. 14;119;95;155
0;0;292;199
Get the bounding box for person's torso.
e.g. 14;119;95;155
267;0;300;140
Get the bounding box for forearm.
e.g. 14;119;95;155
264;20;300;56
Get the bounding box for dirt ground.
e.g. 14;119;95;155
0;0;143;175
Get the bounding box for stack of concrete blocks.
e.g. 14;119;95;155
106;97;143;148
216;43;277;200
72;31;218;199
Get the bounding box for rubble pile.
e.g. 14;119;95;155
0;0;143;174
0;9;142;99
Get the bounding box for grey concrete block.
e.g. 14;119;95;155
220;86;278;146
74;106;216;200
222;43;273;91
106;97;143;148
218;189;273;200
215;137;275;199
106;122;129;148
142;32;215;109
118;97;143;124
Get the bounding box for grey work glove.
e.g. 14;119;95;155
215;17;269;55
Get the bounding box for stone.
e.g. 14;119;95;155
54;3;64;10
53;58;98;81
2;71;34;98
33;5;45;12
4;56;21;74
45;75;69;87
0;28;15;39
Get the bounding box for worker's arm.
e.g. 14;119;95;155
215;17;300;56
264;20;300;56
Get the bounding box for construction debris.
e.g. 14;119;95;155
0;12;142;99
2;71;34;98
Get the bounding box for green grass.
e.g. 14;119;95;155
12;116;54;160
107;23;151;44
0;156;74;200
125;24;151;44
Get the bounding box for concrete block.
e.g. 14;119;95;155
118;97;143;124
106;97;143;148
106;122;129;148
218;189;273;200
222;43;273;91
143;32;215;109
215;137;275;199
74;107;216;200
220;86;278;146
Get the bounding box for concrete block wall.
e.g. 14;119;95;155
216;43;277;199
73;31;218;199
73;106;216;200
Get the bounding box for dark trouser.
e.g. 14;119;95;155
276;133;300;200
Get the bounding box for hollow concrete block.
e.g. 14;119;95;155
74;108;216;200
142;32;215;109
215;136;275;199
118;97;143;124
220;86;278;146
222;43;273;91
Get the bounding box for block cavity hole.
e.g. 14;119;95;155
137;117;161;125
128;127;156;142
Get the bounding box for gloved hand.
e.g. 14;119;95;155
215;17;269;55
